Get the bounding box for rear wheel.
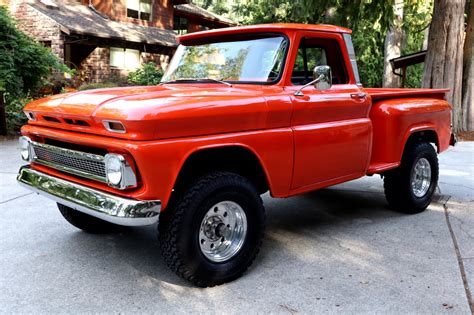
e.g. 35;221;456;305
383;142;439;214
158;172;265;287
57;203;123;234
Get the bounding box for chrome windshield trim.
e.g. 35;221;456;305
17;167;160;227
162;33;290;86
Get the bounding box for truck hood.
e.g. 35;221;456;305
24;85;270;140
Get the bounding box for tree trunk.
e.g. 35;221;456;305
0;92;6;136
383;0;404;88
422;26;429;50
462;1;473;131
422;0;466;132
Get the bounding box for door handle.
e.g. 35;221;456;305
350;92;367;100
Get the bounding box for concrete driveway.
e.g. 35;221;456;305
1;139;473;313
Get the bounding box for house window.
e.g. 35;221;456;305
110;48;140;70
127;0;152;21
40;41;52;48
174;16;188;35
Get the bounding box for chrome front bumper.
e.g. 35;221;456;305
17;167;160;226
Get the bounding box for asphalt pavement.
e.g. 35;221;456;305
0;139;473;313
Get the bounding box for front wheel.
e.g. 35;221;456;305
383;142;439;214
158;172;265;287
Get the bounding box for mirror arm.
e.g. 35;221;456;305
294;74;325;96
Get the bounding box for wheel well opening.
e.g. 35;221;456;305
172;146;270;197
405;130;439;152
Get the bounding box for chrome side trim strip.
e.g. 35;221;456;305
17;167;160;227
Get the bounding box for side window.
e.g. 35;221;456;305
291;37;348;85
293;47;327;73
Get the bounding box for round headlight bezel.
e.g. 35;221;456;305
104;153;137;190
105;154;124;187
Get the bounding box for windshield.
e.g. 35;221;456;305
161;35;288;84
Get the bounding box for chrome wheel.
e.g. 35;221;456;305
199;201;247;263
411;157;432;197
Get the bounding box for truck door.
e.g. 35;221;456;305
287;32;372;191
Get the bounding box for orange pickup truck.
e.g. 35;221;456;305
17;24;455;287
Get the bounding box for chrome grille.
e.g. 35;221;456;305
31;142;106;182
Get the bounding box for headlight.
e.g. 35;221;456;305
19;136;32;161
104;154;137;190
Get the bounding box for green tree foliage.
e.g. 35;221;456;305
127;62;164;86
402;1;433;87
195;0;432;87
193;0;231;16
0;6;67;98
0;6;69;132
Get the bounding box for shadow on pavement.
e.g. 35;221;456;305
56;186;401;287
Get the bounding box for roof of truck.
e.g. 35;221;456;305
179;23;352;43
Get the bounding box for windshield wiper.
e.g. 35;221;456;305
160;78;232;87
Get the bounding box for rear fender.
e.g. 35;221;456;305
369;97;451;167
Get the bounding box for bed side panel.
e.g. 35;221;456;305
368;97;451;173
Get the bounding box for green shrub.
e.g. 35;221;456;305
127;62;163;86
5;97;32;133
0;6;68;98
78;82;119;91
0;6;71;133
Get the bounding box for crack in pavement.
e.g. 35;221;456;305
0;192;33;205
443;196;474;313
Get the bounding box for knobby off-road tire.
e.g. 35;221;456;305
57;203;123;234
158;172;265;287
383;142;439;214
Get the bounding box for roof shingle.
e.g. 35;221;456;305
174;3;237;26
29;1;178;46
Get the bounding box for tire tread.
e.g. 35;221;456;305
158;171;265;287
383;141;438;214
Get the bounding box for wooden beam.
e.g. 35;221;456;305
401;67;407;88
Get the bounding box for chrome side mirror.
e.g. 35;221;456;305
313;65;332;90
294;65;332;96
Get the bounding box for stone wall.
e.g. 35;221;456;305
78;47;111;83
141;52;170;71
8;1;64;60
82;0;173;29
5;0;173;84
78;47;171;83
